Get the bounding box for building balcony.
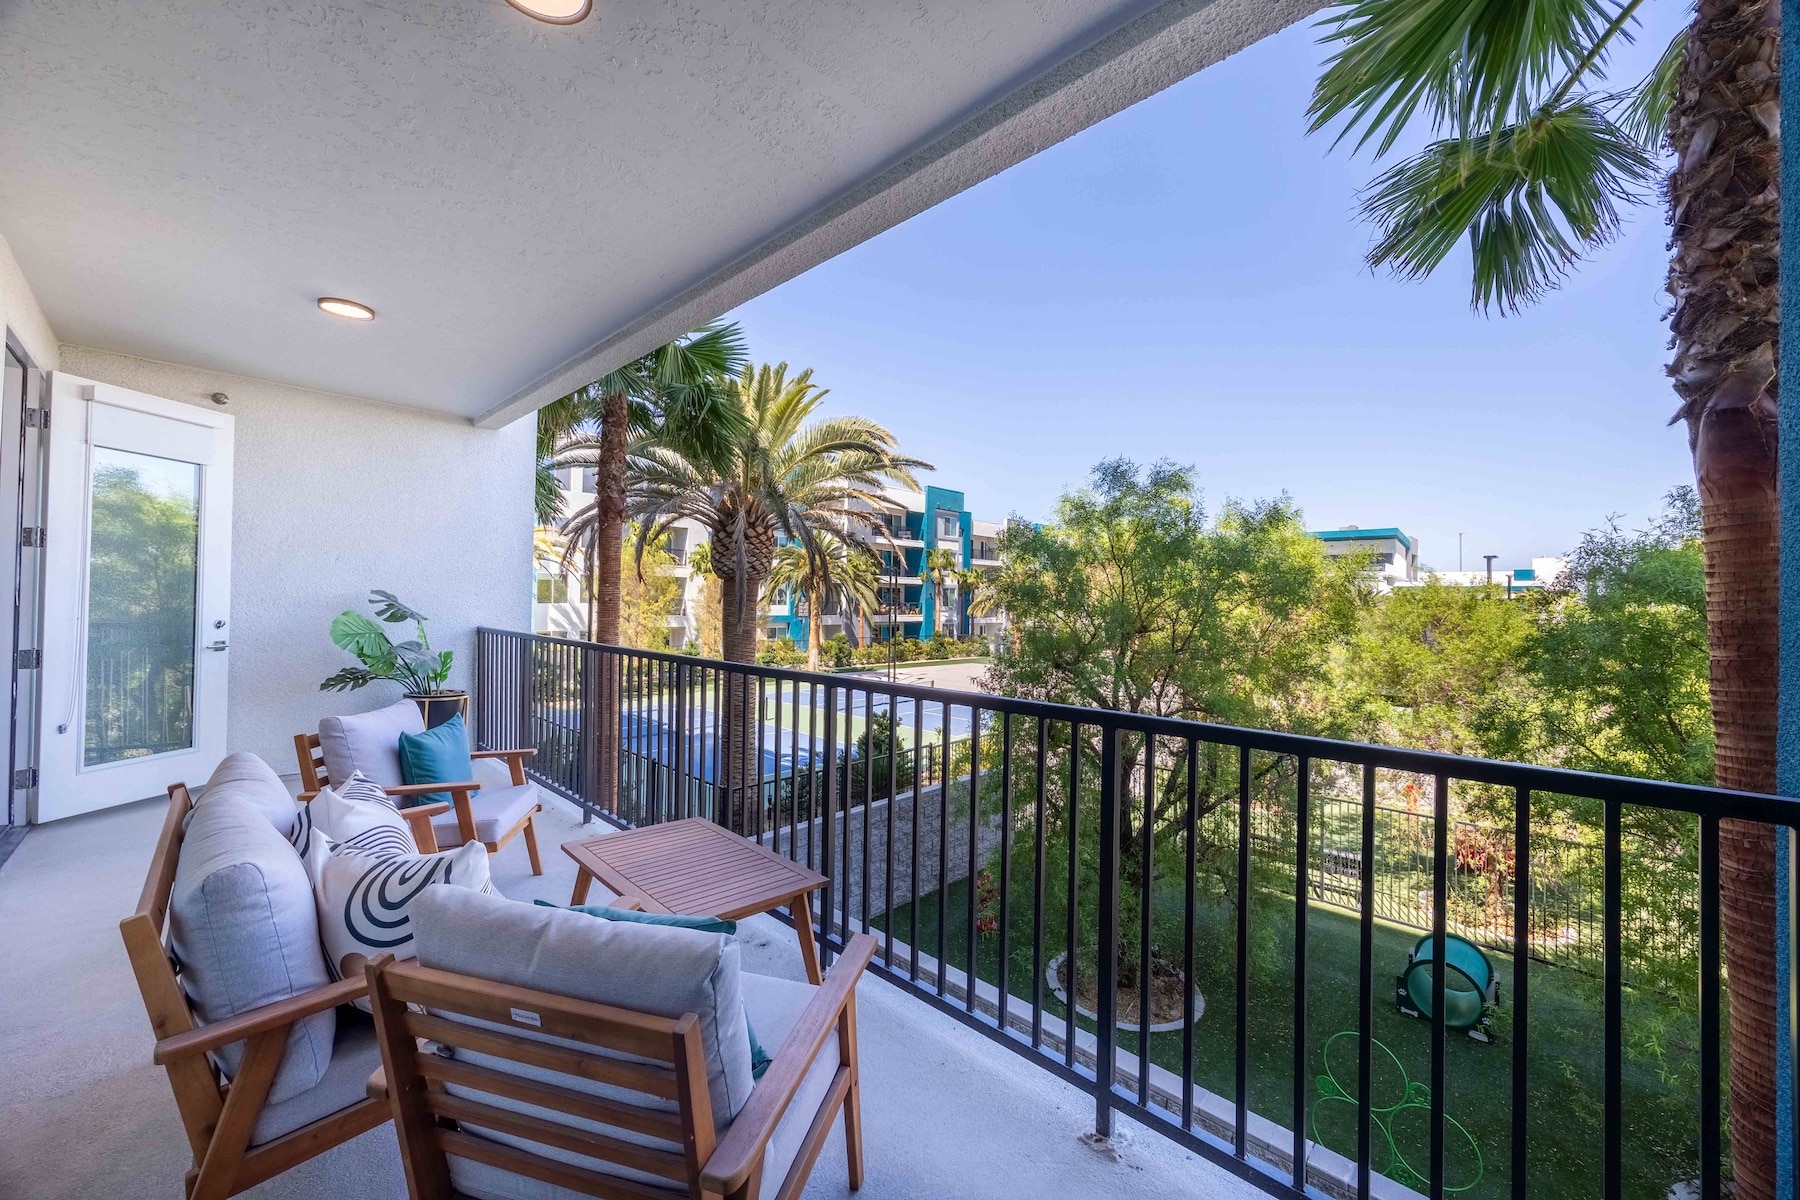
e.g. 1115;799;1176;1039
868;611;924;623
969;556;1002;568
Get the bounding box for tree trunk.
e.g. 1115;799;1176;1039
805;584;824;671
718;569;766;833
1667;2;1781;1192
593;391;628;646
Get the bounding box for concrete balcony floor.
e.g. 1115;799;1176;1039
0;791;1268;1200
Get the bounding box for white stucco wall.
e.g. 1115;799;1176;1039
56;346;534;770
0;232;58;370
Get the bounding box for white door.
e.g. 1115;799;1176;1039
34;375;232;821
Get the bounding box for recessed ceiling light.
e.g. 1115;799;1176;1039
505;0;591;23
317;297;375;322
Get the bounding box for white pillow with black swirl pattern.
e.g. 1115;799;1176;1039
315;836;498;1008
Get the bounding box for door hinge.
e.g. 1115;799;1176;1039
12;768;35;790
15;648;40;670
23;407;46;430
20;527;43;549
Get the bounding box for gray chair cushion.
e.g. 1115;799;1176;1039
412;887;753;1142
317;698;424;790
251;1008;382;1145
738;971;841;1197
169;794;334;1106
197;751;297;838
431;782;539;845
444;964;841;1200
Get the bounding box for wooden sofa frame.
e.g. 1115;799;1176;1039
119;782;391;1200
294;732;543;873
365;932;878;1200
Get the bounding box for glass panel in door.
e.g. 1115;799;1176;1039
82;447;200;765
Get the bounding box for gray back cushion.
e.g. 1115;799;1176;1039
200;751;297;837
317;698;424;790
412;886;754;1133
170;793;335;1104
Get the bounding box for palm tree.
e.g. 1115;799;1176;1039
958;567;999;643
549;322;748;644
630;362;929;827
1308;1;1778;1188
766;531;882;670
918;547;960;639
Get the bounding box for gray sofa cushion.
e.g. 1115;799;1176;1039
169;793;334;1106
251;1009;382;1145
317;698;424;790
431;782;539;845
198;751;297;838
412;886;753;1135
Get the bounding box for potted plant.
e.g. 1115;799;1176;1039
320;590;465;728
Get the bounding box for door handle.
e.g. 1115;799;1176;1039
207;640;228;652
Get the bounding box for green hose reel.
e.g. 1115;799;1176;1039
1395;933;1499;1042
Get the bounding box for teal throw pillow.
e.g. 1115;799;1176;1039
396;712;473;808
538;900;773;1078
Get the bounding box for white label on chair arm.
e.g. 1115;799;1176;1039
509;1008;542;1027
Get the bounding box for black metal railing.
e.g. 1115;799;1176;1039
475;628;1800;1200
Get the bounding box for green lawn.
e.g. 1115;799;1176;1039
872;876;1714;1200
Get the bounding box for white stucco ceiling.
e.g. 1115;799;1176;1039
0;0;1315;426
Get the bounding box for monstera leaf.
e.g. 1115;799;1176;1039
321;592;454;693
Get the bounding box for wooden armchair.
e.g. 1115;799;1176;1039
120;783;390;1200
294;731;542;872
365;932;878;1200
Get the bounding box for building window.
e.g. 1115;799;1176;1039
579;467;596;494
937;511;959;540
536;575;569;604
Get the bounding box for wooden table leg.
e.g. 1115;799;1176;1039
570;867;595;905
791;891;823;985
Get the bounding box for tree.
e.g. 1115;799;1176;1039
987;459;1368;983
630;362;928;827
917;546;960;638
620;524;683;651
765;531;881;670
686;541;723;658
1309;2;1779;1182
549;323;748;645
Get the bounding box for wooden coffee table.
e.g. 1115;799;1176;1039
562;818;830;984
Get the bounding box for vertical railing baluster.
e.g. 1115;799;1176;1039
1067;723;1082;1071
1603;796;1622;1200
772;679;785;850
1095;724;1120;1139
862;690;873;940
1235;743;1251;1157
1699;811;1719;1200
885;691;897;970
998;712;1013;1037
1033;716;1048;1052
967;705;981;1014
820;680;838;971
1181;739;1198;1130
1293;754;1311;1191
1431;773;1450;1200
1359;764;1377;1200
1138;733;1154;1106
1513;787;1531;1200
910;693;923;984
937;700;950;996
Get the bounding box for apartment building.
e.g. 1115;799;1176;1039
1307;525;1421;588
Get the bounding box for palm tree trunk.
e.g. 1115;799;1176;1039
1668;1;1781;1191
719;570;763;834
805;581;824;671
593;390;628;646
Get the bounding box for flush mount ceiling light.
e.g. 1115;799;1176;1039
317;296;375;321
504;0;591;23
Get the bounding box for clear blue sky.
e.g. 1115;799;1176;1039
723;9;1692;573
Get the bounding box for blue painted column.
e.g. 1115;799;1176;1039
1774;0;1798;1185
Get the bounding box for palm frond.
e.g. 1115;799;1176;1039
1358;99;1654;312
1611;26;1685;149
1309;0;1622;155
